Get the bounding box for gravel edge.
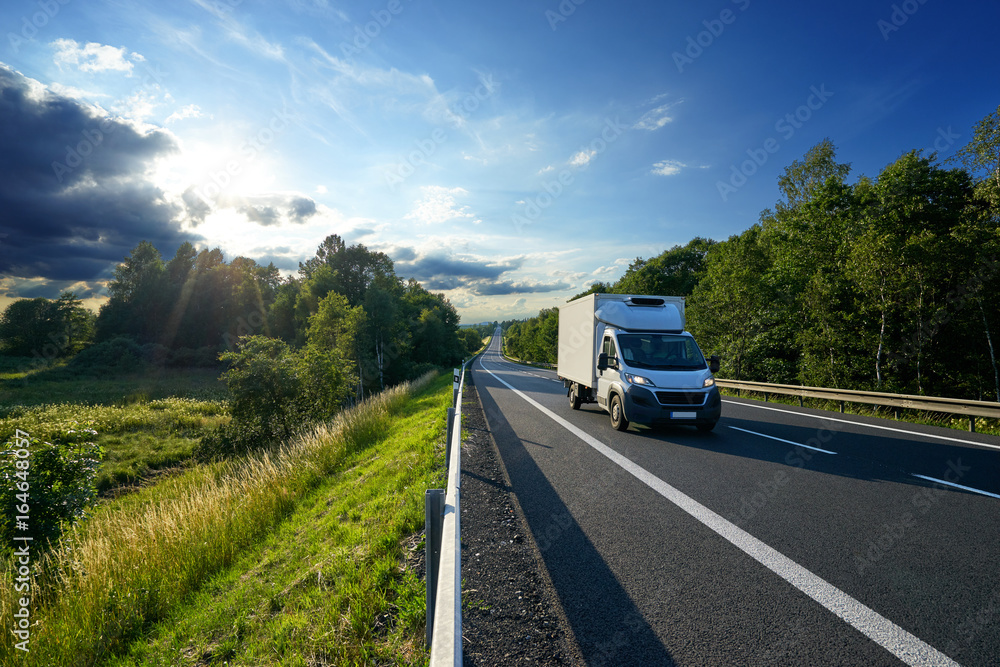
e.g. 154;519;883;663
458;371;585;666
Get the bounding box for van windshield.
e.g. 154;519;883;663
616;334;706;371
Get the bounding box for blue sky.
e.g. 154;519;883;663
0;0;997;323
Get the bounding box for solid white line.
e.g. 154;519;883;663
723;399;1000;452
483;367;959;667
911;474;1000;500
728;425;837;455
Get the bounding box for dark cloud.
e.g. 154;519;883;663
288;197;317;223
223;194;318;227
182;187;212;225
469;280;572;296
394;252;565;295
245;246;300;272
239;204;281;226
347;227;374;240
390;246;417;262
395;254;522;282
5;279;104;299
0;63;197;290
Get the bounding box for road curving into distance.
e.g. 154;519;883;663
472;328;1000;666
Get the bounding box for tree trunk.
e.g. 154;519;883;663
980;300;1000;402
916;280;924;394
875;282;887;388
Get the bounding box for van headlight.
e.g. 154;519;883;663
703;377;716;388
624;373;656;387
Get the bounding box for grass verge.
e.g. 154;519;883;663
0;371;447;667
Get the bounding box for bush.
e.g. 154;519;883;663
140;342;170;366
0;433;103;551
195;336;354;459
68;337;150;374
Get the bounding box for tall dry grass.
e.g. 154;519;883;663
0;373;433;667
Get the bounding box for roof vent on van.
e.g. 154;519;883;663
627;297;664;306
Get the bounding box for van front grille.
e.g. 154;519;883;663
655;391;705;406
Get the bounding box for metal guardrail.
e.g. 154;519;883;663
717;379;1000;432
426;357;472;665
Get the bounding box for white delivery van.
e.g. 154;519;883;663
557;294;721;432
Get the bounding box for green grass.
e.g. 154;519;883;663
0;372;448;667
0;366;227;407
0;372;229;493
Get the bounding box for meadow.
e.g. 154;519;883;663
0;363;450;666
0;366;228;493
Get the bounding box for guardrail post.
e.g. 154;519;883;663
446;407;455;463
969;416;976;433
425;488;445;647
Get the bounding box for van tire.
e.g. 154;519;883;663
569;386;581;410
610;394;629;431
697;421;717;433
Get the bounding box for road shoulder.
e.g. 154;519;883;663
459;371;584;665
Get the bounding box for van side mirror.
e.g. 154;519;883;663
597;353;609;371
709;355;721;374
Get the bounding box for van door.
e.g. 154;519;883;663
596;334;620;408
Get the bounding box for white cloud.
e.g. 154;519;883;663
651;160;685;176
569;149;596;167
165;104;204;124
593;258;631;275
51;39;145;75
651;160;708;176
48;82;108;101
404;186;477;224
633;99;682;131
112;90;163;123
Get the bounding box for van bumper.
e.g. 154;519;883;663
623;385;721;426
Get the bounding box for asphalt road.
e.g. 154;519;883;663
472;331;1000;666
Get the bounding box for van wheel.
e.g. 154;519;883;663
569;386;581;410
610;395;629;431
697;421;717;433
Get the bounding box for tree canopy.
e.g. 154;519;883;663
508;105;1000;402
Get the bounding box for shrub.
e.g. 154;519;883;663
196;337;304;458
0;433;104;552
68;337;150;374
195;336;354;459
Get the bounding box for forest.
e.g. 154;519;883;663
504;106;1000;402
0;234;484;453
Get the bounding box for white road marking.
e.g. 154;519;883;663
728;425;837;455
482;365;960;667
723;399;1000;452
911;474;1000;500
